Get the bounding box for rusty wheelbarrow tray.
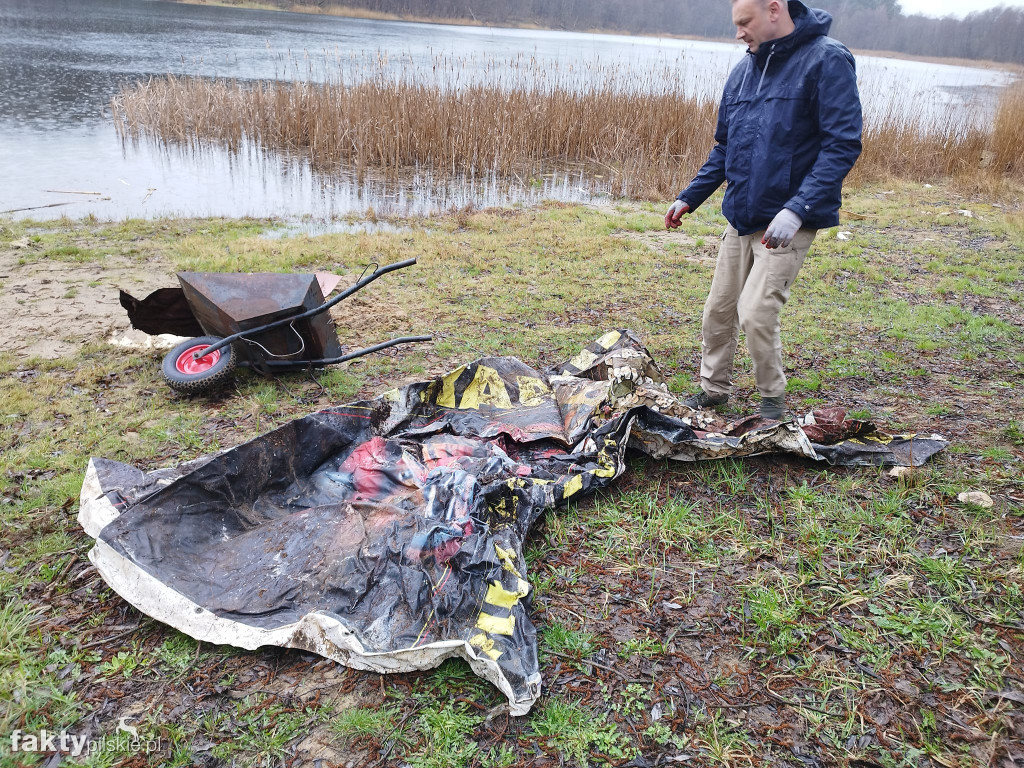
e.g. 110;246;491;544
155;258;430;394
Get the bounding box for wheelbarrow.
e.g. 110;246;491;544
156;258;430;394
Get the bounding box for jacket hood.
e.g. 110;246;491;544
752;1;833;67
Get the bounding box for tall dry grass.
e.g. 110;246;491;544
853;115;989;184
111;60;1024;199
989;81;1024;177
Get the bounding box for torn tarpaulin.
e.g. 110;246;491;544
78;330;947;715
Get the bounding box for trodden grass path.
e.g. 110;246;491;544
1;179;1022;767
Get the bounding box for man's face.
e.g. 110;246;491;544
732;0;778;54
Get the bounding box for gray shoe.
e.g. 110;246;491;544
760;396;786;420
683;390;728;409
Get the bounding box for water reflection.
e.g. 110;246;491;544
4;131;603;221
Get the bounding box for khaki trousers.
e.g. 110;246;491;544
699;225;817;400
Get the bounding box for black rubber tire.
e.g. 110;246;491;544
161;336;236;394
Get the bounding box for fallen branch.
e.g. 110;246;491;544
0;202;78;214
545;649;630;680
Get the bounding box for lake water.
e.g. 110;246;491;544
0;0;1014;221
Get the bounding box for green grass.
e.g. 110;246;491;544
1;179;1022;766
541;621;599;661
406;701;485;768
208;693;330;765
530;700;635;764
332;702;403;743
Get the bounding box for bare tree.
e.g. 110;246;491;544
304;0;1024;64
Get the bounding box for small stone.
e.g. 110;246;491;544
888;466;913;480
958;491;993;508
888;466;919;486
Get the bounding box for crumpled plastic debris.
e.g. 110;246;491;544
106;329;189;351
78;330;947;715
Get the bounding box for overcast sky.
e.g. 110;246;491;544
898;0;1024;17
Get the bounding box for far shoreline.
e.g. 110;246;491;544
169;0;1023;75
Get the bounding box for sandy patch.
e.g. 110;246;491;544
0;244;178;360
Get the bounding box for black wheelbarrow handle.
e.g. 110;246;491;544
258;334;433;369
198;257;419;359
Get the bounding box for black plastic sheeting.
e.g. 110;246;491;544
78;331;947;715
119;287;203;338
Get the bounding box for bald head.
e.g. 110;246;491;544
731;0;794;53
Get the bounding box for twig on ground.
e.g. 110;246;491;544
545;649;630;680
79;625;142;650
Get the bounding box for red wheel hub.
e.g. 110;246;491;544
176;345;221;375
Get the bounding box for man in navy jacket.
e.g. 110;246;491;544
665;0;862;420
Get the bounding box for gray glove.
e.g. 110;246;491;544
762;208;802;249
665;199;690;229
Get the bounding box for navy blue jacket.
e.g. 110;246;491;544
678;1;862;236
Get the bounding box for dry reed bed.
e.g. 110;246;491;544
112;71;1024;198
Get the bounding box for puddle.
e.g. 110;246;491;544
260;220;411;240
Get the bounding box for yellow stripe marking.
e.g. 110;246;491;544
436;365;467;408
476;612;516;636
494;544;522;577
595;330;622;349
485;579;530;610
563;474;584;498
470;632;502;661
